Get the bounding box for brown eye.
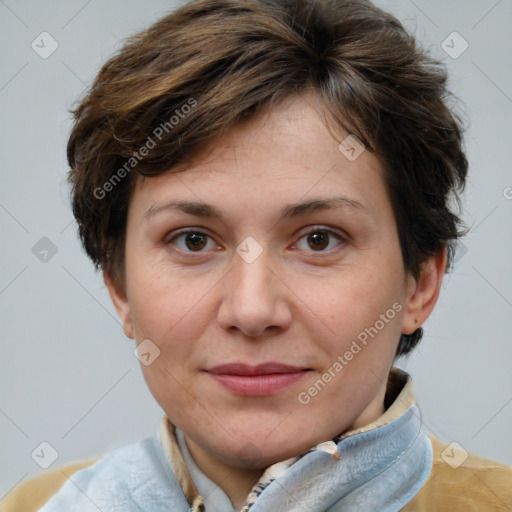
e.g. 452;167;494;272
307;231;330;251
184;232;208;251
295;227;346;253
167;230;216;253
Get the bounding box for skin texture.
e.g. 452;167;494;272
105;91;446;508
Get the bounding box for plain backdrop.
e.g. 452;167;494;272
1;0;511;500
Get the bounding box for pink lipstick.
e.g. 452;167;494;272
205;363;310;396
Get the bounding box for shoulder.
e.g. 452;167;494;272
402;436;512;512
2;437;187;512
1;459;97;512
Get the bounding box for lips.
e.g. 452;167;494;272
205;362;310;396
207;363;307;375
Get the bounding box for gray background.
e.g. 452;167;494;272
1;0;511;501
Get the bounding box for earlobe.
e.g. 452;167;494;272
401;246;447;335
103;269;134;339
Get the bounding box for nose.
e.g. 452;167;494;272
216;246;292;338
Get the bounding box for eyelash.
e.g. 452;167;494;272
165;226;347;257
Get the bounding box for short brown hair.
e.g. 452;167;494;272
66;0;468;356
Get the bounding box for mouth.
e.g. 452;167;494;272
204;362;311;396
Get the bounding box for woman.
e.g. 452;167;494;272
5;0;511;510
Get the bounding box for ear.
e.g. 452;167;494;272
103;269;134;339
401;246;447;335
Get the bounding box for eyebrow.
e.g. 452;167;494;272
144;196;368;221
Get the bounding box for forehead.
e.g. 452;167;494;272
130;92;389;224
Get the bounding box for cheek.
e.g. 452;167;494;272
126;260;220;396
126;255;210;340
129;269;209;412
309;266;401;335
300;267;405;391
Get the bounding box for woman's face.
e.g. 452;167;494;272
108;92;424;469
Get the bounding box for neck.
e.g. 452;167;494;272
185;436;263;509
348;378;387;431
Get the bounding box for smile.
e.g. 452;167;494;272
205;363;311;396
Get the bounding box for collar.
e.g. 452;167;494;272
157;367;430;512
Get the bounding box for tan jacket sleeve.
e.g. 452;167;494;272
1;459;98;512
402;436;512;512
